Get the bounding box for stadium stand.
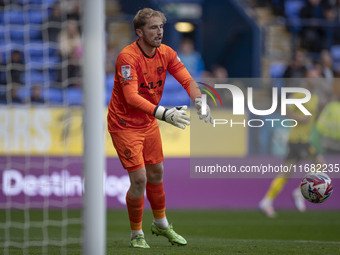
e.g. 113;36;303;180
0;0;191;106
2;0;339;105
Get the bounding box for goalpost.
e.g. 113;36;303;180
82;0;106;254
0;0;106;254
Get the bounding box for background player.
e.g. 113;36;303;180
259;68;325;218
107;8;212;248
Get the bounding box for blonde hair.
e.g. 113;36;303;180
133;8;166;31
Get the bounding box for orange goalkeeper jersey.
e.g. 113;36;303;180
107;40;200;130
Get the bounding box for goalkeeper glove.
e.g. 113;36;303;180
154;105;190;129
194;97;213;124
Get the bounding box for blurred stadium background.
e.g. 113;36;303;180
0;0;340;254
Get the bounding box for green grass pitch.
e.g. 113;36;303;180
1;210;340;254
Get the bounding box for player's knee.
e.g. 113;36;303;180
131;175;147;190
146;164;164;182
147;170;163;182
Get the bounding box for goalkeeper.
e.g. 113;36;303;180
107;8;212;248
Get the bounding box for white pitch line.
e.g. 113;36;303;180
192;237;340;245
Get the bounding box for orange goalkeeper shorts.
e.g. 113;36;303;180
109;120;164;172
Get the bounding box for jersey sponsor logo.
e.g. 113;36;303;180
121;65;131;78
140;80;163;90
157;66;164;75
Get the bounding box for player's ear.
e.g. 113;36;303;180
136;29;143;37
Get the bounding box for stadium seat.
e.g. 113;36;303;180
105;75;114;105
24;70;46;85
330;44;340;71
27;42;58;59
0;12;4;24
29;28;42;40
106;74;114;89
48;67;59;81
18;0;29;4
1;0;63;104
0;26;5;41
105;89;112;105
175;93;190;106
17;86;31;100
0;91;7;104
47;44;59;57
28;43;45;58
284;0;305;32
45;87;63;104
4;10;26;25
0;42;25;53
9;27;25;41
47;0;59;5
28;9;48;24
28;0;56;5
18;0;55;6
66;87;82;106
29;56;61;70
269;62;286;78
9;26;42;41
159;91;190;107
284;0;305;19
163;76;184;92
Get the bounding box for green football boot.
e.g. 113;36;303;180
130;234;150;248
151;223;187;245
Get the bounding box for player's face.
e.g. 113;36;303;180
140;16;164;48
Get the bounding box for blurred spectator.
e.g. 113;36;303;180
259;66;325;218
0;51;6;86
58;20;82;58
58;20;82;88
43;2;63;43
65;49;82;88
316;78;340;154
10;86;23;104
106;44;118;75
7;0;21;8
323;0;340;20
60;0;82;23
322;0;340;45
319;49;335;79
0;86;24;104
177;37;205;78
283;49;308;80
211;65;229;80
299;0;327;52
67;1;82;22
211;65;231;107
271;0;285;16
30;85;45;104
306;64;331;109
7;50;24;87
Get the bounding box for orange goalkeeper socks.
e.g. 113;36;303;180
146;182;166;217
126;193;144;231
146;182;167;226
